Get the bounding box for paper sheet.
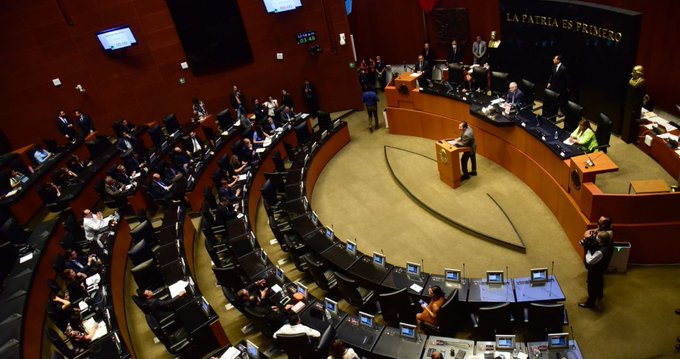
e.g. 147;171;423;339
168;280;188;297
19;252;33;263
220;347;242;359
83;318;108;340
410;283;423;293
644;135;653;146
86;273;101;286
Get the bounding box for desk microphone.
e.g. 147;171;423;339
505;266;509;284
570;326;576;349
355;237;358;251
380;249;384;255
462;263;466;279
421;259;424;274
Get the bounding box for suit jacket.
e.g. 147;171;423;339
457;127;477;153
421;48;434;63
216;203;238;225
77;114;95;134
414;60;431;74
150;180;173;200
447;45;463;64
105;180;130;198
472;40;487;62
280;110;295;123
506;89;525;107
548;63;568;94
56;116;76;138
230;91;246;111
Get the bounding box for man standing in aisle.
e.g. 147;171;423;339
453;121;477;180
579;223;614;309
472;35;487;65
361;86;380;132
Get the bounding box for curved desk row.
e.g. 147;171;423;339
385;85;680;264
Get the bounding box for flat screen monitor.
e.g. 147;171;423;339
258;249;267;264
399;322;417;339
495;334;515;350
275;266;284;282
358;311;374;328
530;267;549;284
486;271;504;285
548;333;569;349
296;282;308;299
406;262;421;276
444;268;461;283
346;240;357;256
97;25;137;51
263;0;302;13
373;252;386;267
310;211;318;225
324;226;334;240
200;296;210;316
246;339;260;358
324;297;338;315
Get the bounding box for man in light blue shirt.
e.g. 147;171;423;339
34;145;52;164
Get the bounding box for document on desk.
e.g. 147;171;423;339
19;252;33;263
271;284;282;293
562;138;572;145
256;148;266;153
86;273;101;286
78;300;89;311
263;138;272;147
169;280;189;297
410;283;423;293
220;347;242;359
410;73;421;77
83;318;108;340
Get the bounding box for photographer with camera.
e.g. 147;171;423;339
579;216;614;309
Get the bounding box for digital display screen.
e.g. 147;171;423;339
496;335;515;349
346;241;356;255
96;26;137;51
310;211;318;225
275;267;284;282
325;227;333;240
406;262;420;275
531;268;548;283
445;269;461;282
359;312;373;327
548;333;569;349
487;271;504;284
246;340;260;358
296;31;317;45
296;282;307;298
400;323;416;338
259;249;267;264
324;298;337;314
373;253;385;266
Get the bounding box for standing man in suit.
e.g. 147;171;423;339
453;121;477;180
302;80;319;117
421;43;434;64
74;110;95;137
447;39;463;65
230;85;246;115
415;55;431;80
472;36;487;65
56;110;77;142
547;54;569;113
375;56;387;91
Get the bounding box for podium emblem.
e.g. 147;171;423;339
438;148;448;165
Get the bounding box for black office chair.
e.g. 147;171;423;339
490;71;509;96
145;313;193;356
378;288;418;326
242;306;281;338
203;187;218;211
47;328;79;358
519;79;536;109
540;88;560;122
273;150;286;172
127;239;155;266
130;258;165;294
523;302;568;341
421;289;465;336
130;220;158;246
302;253;336;292
334;271;375;311
596;113;613;153
212;264;248;291
276;325;335;359
563;101;584;134
472;66;488;93
448;63;464;86
160;259;185;284
471;302;514;340
204;231;235;267
201;203;227;236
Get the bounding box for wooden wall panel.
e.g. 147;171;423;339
0;0;362;149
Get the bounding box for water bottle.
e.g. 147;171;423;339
554;131;559;140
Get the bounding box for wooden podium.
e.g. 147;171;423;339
394;72;421;92
436;139;469;189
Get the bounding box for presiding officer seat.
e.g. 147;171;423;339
490;71;509;96
595;112;613;153
539;88;560;122
519;79;536;109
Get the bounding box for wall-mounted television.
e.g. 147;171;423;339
96;26;137;51
263;0;302;13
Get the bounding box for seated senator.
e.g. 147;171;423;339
505;81;525;108
416;285;446;329
569;119;599;152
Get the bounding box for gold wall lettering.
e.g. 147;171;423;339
505;12;623;43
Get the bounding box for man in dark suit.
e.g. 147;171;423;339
302;80;319;116
142;289;186;317
415;55;431;80
74;110;95;137
215;196;238;227
547;54;569;113
505;82;525;109
447;39;463;64
279;106;295;123
421;42;434;64
150;172;175;201
230;85;246;114
56;110;77;142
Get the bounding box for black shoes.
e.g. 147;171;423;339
578;302;594;308
470;171;477;176
369;127;373;133
461;175;470;180
675;308;680;315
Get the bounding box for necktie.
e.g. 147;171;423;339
193;138;201;152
